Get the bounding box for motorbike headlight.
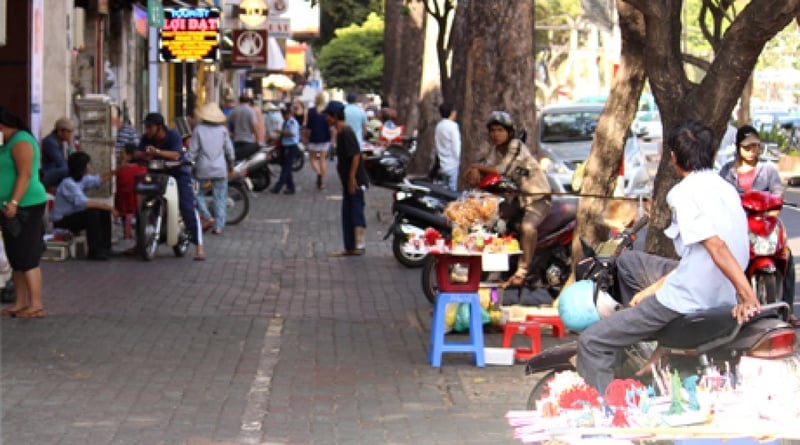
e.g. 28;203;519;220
394;190;411;201
750;225;779;256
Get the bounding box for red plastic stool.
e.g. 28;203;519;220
524;314;566;338
501;321;542;361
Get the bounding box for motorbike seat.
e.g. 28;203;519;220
408;178;461;201
654;306;738;350
537;196;579;238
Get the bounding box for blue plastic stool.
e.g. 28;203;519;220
429;292;486;367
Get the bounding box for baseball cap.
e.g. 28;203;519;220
55;117;74;131
324;100;345;119
736;125;760;146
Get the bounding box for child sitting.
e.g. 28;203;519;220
115;143;147;239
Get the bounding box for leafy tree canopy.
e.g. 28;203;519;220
315;0;383;50
317;13;384;93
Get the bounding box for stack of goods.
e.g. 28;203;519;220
506;362;800;443
403;193;520;255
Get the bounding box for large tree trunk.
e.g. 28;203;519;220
573;1;648;254
382;0;426;134
626;0;800;256
450;0;536;171
408;9;445;176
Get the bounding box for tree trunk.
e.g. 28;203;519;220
408;11;445;176
382;0;426;133
573;0;647;255
450;0;536;171
626;0;800;256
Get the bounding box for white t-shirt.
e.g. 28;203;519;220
435;118;461;174
656;170;749;313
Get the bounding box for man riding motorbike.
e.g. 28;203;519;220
576;120;760;394
463;111;551;287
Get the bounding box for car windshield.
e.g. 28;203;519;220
540;110;602;143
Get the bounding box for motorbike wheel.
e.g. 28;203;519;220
525;370;558;410
173;225;190;257
392;234;428;268
754;272;782;305
421;256;439;304
292;151;304;171
225;183;250;225
137;204;161;261
249;169;271;192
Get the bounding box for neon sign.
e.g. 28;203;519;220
159;8;220;63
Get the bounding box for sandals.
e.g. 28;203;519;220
16;308;46;319
502;271;527;289
1;307;27;317
328;249;365;257
201;218;215;232
789;315;800;328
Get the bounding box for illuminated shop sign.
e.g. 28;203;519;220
159;7;220;63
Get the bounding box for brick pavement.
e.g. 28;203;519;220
1;164;573;445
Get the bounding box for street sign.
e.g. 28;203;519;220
147;0;164;28
159;8;220;63
232;29;267;65
267;18;290;38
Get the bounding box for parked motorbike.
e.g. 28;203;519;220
523;216;797;410
742;190;790;304
267;142;305;172
199;173;251;226
234;145;271;192
134;159;192;261
420;172;578;303
363;147;458;267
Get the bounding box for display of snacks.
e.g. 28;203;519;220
443;192;500;229
402;227;520;255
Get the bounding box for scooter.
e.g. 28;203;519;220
234;145;271;192
199;173;251;226
134;159;192;261
420;173;578;303
741;190;790;304
362;148;458;267
522;217;798;410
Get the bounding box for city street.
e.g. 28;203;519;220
2;165;799;445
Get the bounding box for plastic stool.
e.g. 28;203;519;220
429;292;485;367
524;314;566;338
501;321;542;361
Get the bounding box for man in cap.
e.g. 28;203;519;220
324;101;369;256
134;112;204;260
40;117;76;188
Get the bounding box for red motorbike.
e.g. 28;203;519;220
741;191;790;304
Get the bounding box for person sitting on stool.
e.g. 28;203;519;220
49;151;118;260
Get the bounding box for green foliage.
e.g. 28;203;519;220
316;0;383;49
317;13;384;93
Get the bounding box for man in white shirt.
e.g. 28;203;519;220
344;92;368;150
434;102;461;190
576;120;760;393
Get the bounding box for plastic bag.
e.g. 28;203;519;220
452;303;491;332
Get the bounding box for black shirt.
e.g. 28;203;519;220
335;125;369;188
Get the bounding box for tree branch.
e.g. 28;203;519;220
691;0;800;129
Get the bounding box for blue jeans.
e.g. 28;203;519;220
271;145;296;193
175;172;201;245
341;187;366;251
196;177;227;231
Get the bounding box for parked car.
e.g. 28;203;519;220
537;103;651;196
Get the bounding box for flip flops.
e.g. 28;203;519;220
16;308;46;319
328;249;365;257
1;307;27;317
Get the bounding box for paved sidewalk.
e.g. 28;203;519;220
2;165;567;445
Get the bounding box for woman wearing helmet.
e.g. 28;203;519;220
463;110;552;287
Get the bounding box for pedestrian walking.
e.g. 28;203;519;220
270;106;300;195
305;92;331;190
324;101;369;256
228;95;259;161
344;92;368;150
188;102;235;235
